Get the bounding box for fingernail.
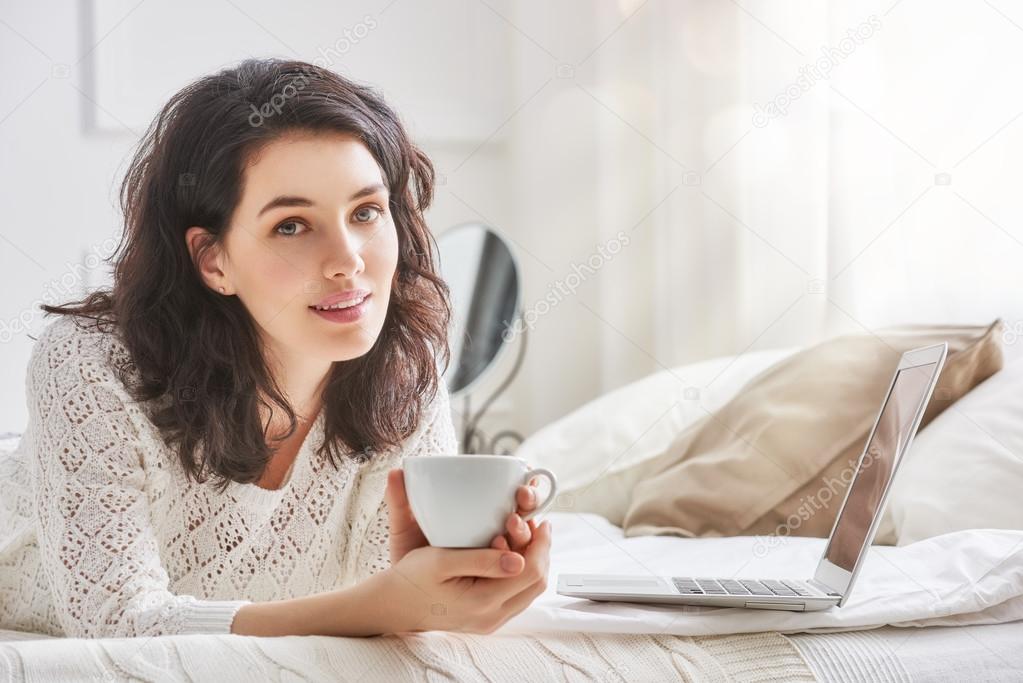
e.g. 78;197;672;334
501;554;520;572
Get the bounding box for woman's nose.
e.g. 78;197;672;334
323;225;365;279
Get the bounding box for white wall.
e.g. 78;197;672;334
0;0;521;435
2;1;1022;442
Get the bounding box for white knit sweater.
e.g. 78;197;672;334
0;315;458;638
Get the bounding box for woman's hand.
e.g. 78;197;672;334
234;470;553;638
491;476;545;553
386;469;550;562
376;519;552;635
385;468;431;564
231;522;552;638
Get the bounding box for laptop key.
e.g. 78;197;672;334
739;580;774;596
782;580;813;597
672;578;705;594
717;580;751;595
695;579;727;594
761;580;798;597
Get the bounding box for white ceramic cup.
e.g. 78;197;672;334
403;454;558;548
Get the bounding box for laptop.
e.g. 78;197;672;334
557;343;948;612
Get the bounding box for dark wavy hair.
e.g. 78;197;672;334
41;58;451;488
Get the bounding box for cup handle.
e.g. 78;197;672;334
520;467;558;523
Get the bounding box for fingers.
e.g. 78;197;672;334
475;520;552;605
505;512;535;553
385;468;407;505
385;469;419;537
515;483;537;513
435;547;524;580
524;519;552;566
494;572;550;631
490;534;510;551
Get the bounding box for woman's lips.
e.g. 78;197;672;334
309;293;370;323
311;288;370;309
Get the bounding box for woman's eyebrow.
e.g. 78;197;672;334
348;182;387;201
256;183;387;217
258;195;313;217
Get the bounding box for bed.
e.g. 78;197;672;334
3;627;1020;682
3;339;1022;682
2;510;1022;681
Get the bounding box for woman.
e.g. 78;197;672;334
0;58;551;639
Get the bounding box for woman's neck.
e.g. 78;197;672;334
261;338;332;430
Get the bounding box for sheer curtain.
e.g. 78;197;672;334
647;1;1023;369
482;1;1022;434
825;1;1023;332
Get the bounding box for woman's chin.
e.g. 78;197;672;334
309;331;379;362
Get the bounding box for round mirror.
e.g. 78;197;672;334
436;223;521;397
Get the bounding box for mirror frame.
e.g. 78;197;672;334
436;221;523;399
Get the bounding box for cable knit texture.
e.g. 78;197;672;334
0;629;815;682
0;315;458;638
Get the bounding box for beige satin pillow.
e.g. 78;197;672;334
622;321;1005;541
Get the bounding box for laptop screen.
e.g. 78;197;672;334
822;362;938;571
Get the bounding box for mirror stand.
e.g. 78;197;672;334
458;322;527;455
437;221;523;453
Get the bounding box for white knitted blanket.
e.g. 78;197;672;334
0;629;813;682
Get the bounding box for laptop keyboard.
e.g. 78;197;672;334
672;577;815;597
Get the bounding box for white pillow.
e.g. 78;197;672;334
888;357;1023;545
515;348;797;524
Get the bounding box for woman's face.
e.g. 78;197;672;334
194;131;399;368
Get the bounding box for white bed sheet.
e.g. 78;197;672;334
501;512;1023;637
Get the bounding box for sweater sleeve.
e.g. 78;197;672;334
26;319;249;638
361;380;459;576
417;380;459;459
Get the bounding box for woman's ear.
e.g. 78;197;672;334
185;226;232;294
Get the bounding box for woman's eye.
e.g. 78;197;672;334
353;206;382;223
274;220;305;237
